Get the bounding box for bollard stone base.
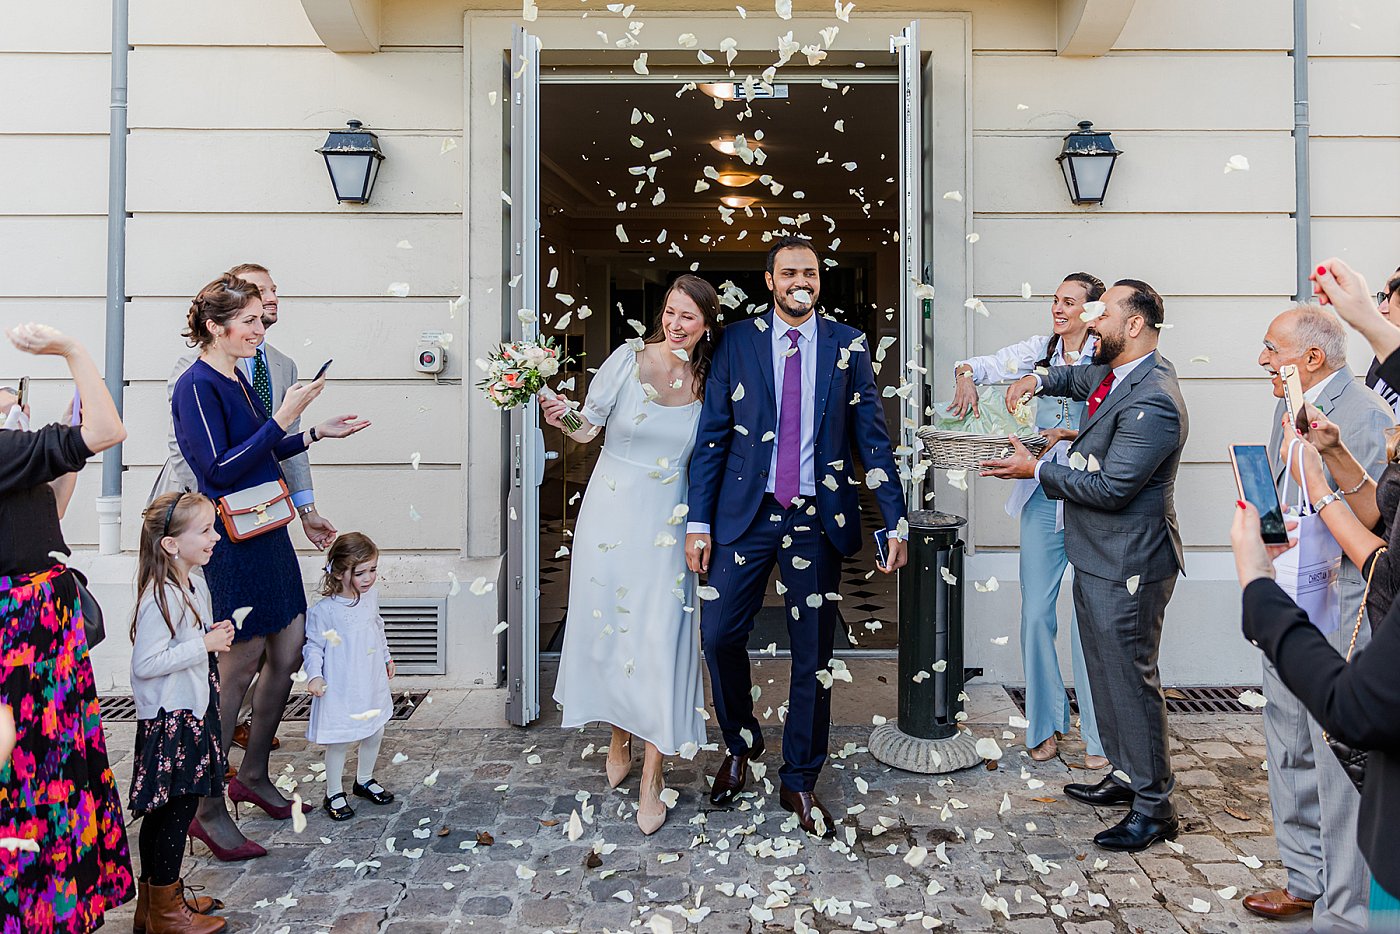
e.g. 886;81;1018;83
868;722;983;774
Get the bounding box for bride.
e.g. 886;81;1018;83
541;274;722;835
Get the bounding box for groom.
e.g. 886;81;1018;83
686;236;907;835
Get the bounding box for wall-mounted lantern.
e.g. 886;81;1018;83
317;119;385;204
1056;121;1122;205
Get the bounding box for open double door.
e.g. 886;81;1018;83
505;23;933;725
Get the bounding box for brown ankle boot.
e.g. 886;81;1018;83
146;881;226;933
135;880;221;931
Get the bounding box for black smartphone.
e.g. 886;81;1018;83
873;528;890;568
15;376;29;409
312;359;333;381
1229;444;1289;545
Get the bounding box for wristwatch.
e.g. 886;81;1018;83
1313;490;1343;513
309;426;320;443
297;504;316;518
954;365;973;381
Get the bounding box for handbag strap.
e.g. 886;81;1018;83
1345;545;1386;663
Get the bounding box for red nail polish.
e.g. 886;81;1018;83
1316;265;1327;275
1236;500;1247;509
1311;422;1319;428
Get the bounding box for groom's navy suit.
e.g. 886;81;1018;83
688;310;905;791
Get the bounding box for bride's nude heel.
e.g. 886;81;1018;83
637;779;667;835
606;733;633;788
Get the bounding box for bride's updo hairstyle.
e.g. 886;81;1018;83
183;273;262;349
643;274;724;400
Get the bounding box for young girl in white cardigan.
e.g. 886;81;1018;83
129;491;234;933
304;532;396;821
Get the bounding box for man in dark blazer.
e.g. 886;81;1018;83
985;279;1188;852
685;236;907;835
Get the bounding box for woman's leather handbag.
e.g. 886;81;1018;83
1324;546;1383;793
215;372;297;542
69;568;105;649
216;478;295;542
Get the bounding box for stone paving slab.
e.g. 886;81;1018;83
94;683;1304;933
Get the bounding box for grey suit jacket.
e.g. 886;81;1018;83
148;342;312;504
1267;366;1392;593
1037;350;1189;584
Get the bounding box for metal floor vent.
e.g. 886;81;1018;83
98;691;430;724
1006;685;1264;716
381;597;448;675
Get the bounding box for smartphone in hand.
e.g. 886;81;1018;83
1280;364;1306;433
1229;444;1290;545
873;528;890;568
15;376;29;410
313;359;333;381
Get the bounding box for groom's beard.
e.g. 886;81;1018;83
1090;327;1124;365
773;289;818;320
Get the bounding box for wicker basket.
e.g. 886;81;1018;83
916;427;1049;470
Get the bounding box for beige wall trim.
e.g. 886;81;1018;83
301;0;381;52
1057;0;1135;57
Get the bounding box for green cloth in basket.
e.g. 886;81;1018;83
930;384;1042;439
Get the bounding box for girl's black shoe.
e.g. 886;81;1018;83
324;792;355;821
352;779;395;805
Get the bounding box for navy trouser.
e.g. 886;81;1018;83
701;495;844;792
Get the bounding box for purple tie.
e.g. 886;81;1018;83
775;327;803;508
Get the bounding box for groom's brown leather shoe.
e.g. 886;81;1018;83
1242;889;1314;919
709;738;764;807
779;786;836;838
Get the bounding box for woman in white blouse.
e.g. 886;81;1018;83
949;273;1110;767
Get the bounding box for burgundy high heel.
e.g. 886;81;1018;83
227;777;312;820
187;816;266;862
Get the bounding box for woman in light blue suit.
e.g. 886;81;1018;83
948;273;1109;767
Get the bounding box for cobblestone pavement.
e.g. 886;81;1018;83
97;680;1299;934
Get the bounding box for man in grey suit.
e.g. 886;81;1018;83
1246;305;1386;931
986;279;1187;852
150;262;338;550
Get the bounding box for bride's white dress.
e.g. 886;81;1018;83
553;344;707;755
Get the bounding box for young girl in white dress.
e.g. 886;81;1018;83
541;274;723;835
303;532;397;821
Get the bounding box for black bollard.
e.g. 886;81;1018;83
869;509;983;773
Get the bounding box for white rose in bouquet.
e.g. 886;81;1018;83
538;356;560;378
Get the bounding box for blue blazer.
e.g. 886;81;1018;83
688;313;906;557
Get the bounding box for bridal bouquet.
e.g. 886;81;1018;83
477;336;582;431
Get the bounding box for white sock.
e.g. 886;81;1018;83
324;743;352;799
356;728;385;787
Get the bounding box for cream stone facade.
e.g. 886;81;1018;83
2;0;1398;715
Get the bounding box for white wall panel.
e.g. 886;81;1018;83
122;300;469;381
1309;59;1400;137
120;381;463;466
1312;139;1400;218
0;0;110;52
0;301;108;373
1114;0;1291;51
131;0;323;46
1311;217;1400;280
968;215;1296;297
127;215;463;297
972;132;1294;215
1309;0;1400;56
969;297;1293;380
129;49;463;131
973;53;1293;133
127;131;464;214
0;137;110;215
0;218;109;297
0;55;110;134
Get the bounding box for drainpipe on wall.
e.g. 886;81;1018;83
97;0;130;555
1292;0;1312;303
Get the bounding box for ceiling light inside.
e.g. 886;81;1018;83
720;195;757;208
700;83;739;101
715;172;758;188
711;135;762;157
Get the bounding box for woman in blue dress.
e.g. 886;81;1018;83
948;273;1110;768
171;273;369;859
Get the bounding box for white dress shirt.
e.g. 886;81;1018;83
767;311;818;498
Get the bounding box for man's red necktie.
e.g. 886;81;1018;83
1086;370;1116;418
